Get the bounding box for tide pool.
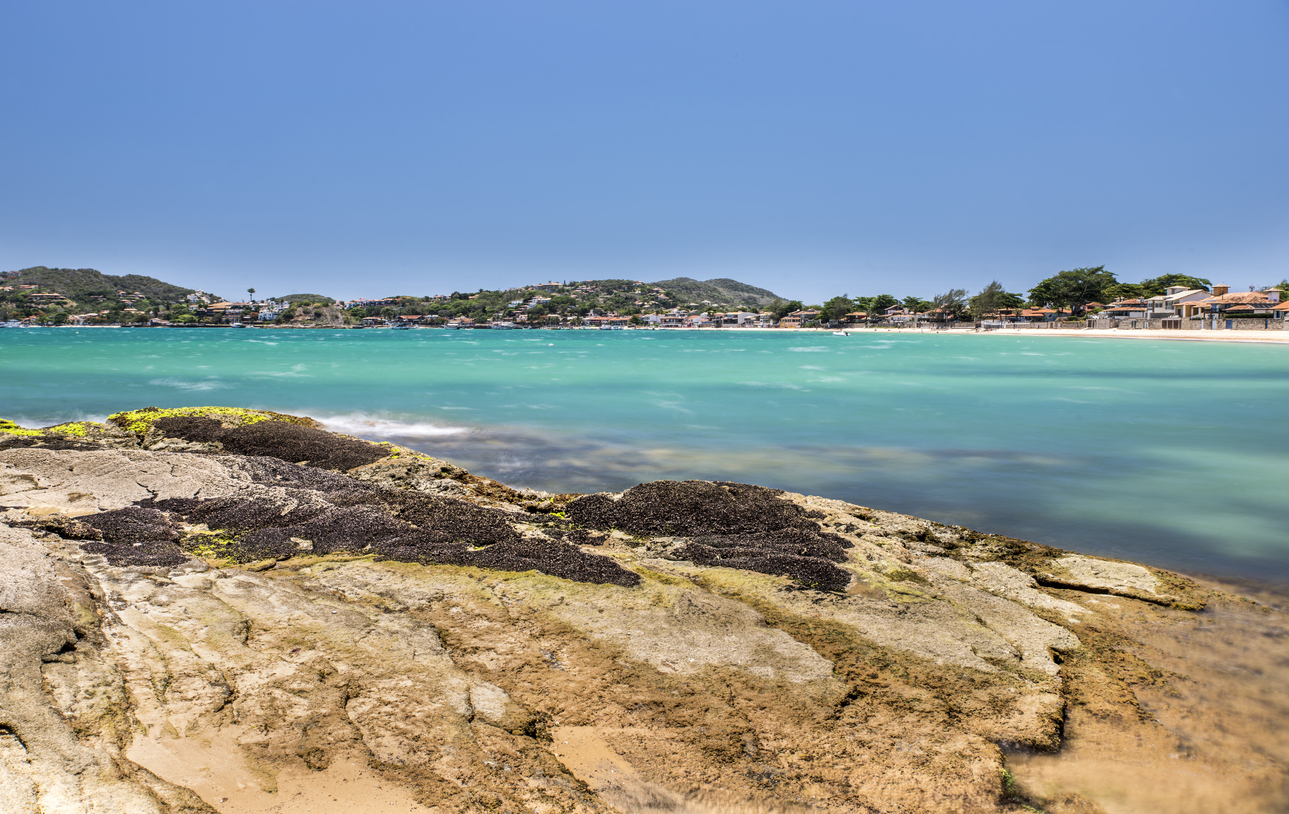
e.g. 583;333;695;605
3;326;1287;580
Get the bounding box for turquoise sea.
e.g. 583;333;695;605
3;327;1287;580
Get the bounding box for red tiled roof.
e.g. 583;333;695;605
1202;291;1274;304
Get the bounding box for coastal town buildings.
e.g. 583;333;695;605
4;265;1287;332
1196;285;1281;318
1145;286;1210;319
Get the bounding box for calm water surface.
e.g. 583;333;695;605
3;327;1287;580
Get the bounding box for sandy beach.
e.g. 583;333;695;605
963;327;1289;344
805;326;1289;344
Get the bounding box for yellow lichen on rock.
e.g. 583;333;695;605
46;421;92;436
107;405;318;437
0;418;42;436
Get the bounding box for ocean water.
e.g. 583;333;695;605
3;326;1288;580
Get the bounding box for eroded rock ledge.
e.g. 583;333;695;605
1;408;1285;814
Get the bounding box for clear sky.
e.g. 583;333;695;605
3;1;1287;304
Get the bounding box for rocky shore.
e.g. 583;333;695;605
1;408;1285;814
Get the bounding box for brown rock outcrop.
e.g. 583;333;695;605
1;409;1285;813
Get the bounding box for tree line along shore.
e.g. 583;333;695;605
3;264;1287;330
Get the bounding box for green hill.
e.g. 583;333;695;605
4;266;198;302
576;279;644;292
649;277;785;308
281;293;336;305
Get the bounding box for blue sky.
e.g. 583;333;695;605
3;1;1287;304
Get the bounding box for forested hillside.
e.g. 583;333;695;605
3;267;197;302
650;277;783;307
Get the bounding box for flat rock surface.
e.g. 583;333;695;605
1;408;1286;814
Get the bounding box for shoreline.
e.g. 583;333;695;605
18;322;1289;344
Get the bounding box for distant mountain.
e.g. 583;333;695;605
4;266;198;302
649;277;785;308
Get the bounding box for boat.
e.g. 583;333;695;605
230;322;246;329
832;330;849;336
490;321;516;330
389;322;412;330
1;320;22;328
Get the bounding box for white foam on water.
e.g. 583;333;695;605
4;411;110;429
739;381;804;390
149;377;230;392
1065;385;1142;393
318;413;469;439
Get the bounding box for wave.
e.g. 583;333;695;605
739;381;804;390
148;378;231;392
317;413;469;439
2;411;110;430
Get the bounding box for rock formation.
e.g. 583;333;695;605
0;407;1285;813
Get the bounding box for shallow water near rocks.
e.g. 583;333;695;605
4;327;1288;579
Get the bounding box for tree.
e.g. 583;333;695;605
819;295;853;324
1000;291;1025;309
1104;283;1144;303
247;287;256;303
970;281;1008;320
1028;266;1116;315
1139;274;1211;297
870;294;899;313
932;289;968;322
770;300;803;321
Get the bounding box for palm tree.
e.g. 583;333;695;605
247;287;256;303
